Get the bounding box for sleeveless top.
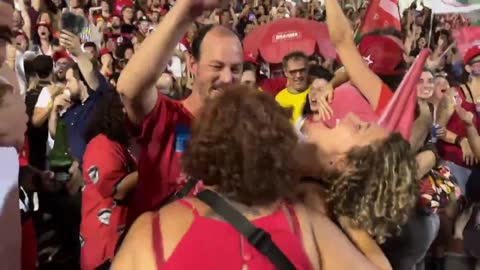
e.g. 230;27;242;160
151;199;314;270
438;85;479;168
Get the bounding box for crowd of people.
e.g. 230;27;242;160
0;0;480;269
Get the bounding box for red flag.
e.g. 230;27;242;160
453;26;480;61
378;49;432;140
359;0;401;34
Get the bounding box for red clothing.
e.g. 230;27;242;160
438;87;479;168
259;77;287;97
126;94;195;228
80;134;136;269
21;217;36;270
152;199;313;269
375;84;394;115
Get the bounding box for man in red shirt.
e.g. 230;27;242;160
117;0;243;227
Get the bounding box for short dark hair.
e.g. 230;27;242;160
308;65;333;81
282;51;308;69
191;24;215;61
84;91;130;146
84;42;97;51
68;63;90;89
182;85;298;206
242;62;257;73
32;55;53;79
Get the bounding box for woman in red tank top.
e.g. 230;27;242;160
111;87;381;270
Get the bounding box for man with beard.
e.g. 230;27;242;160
117;0;243;228
110;15;123;35
32;51;72;144
0;0;29;268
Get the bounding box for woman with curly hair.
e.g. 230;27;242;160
295;0;419;268
80;92;138;269
112;85;380;270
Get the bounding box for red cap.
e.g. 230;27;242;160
244;51;258;65
464;45;480;64
52;50;72;63
15;30;27;38
358;35;405;76
36;21;51;29
99;48;112;57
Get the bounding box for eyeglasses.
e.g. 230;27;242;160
287;68;307;76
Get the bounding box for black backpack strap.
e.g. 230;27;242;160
196;190;296;270
171;179;198;201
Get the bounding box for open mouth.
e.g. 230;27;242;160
440;88;447;94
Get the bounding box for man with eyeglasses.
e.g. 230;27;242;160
275;51;311;123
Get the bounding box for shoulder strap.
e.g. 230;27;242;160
464;83;475;102
196;190;296;270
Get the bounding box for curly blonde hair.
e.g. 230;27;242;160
326;133;418;244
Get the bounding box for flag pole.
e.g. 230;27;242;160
427;11;434;48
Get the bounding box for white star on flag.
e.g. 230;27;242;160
364;55;374;66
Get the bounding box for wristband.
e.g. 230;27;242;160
454;136;465;147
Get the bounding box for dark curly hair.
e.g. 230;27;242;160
326;133;418;244
84;91;130;147
182;85;298;206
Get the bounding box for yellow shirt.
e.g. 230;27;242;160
275;87;310;124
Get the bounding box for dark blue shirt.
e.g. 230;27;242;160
62;71;109;168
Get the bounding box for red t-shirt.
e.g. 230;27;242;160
81;134;136;269
125;94;195;228
259;77;287;97
438;87;479;168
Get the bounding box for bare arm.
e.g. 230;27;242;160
338;217;392;270
324;0;384;110
466;125;480;159
117;0;197;125
59;31;100;90
113;171;139;200
112;213;156;270
32;0;41;11
76;52;99;90
308;209;381;270
48;107;58;139
298;185;381;270
32;107;52;127
416;150;437;179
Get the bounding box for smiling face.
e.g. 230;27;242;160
284;57;309;93
304;113;389;168
432;76;449;103
241;70;257;87
416;71;434;100
189;27;243;101
307;78;328;113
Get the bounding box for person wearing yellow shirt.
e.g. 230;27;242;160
275;51;310;123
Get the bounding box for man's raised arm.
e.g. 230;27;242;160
117;0;204;125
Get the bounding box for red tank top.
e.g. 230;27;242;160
438;86;479;168
151;199;314;270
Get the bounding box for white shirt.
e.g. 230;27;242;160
168;43;188;79
35;87;55;153
0;147;21;269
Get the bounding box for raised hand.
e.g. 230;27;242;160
59;30;82;56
